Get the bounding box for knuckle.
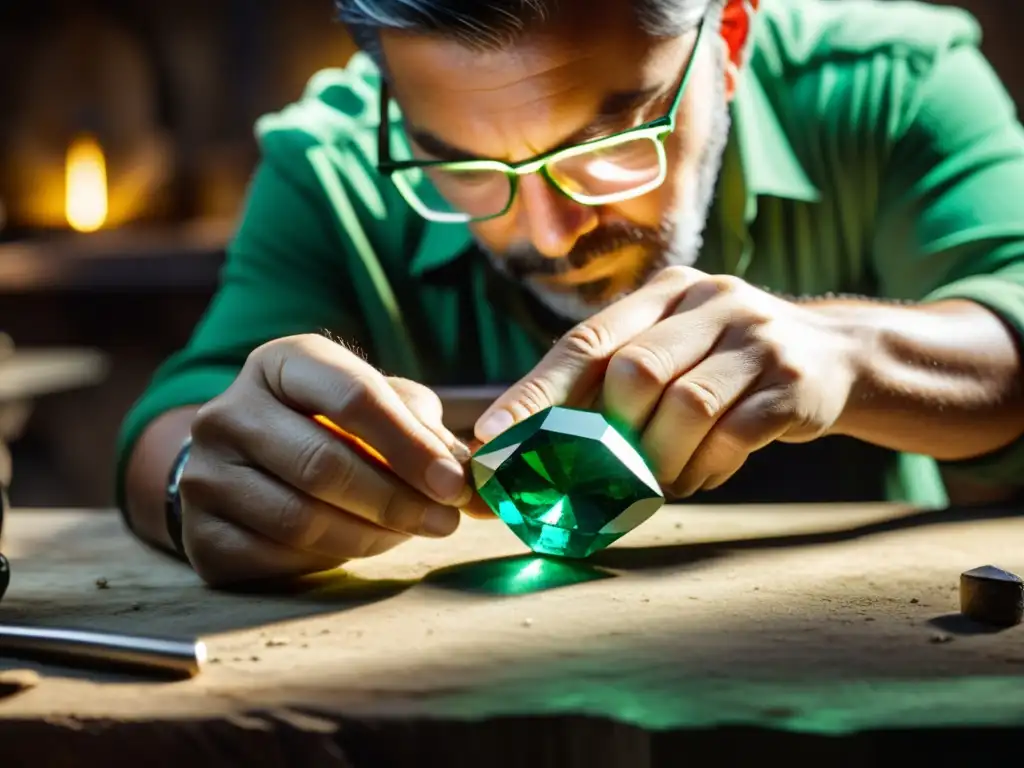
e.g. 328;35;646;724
268;493;319;549
259;333;361;403
668;378;723;420
387;377;442;418
712;274;744;293
386;376;428;397
515;377;559;416
177;454;221;510
246;336;293;378
190;398;236;445
561;321;615;361
293;436;351;496
653;265;695;285
685;275;744;307
333;373;380;416
609;344;676;389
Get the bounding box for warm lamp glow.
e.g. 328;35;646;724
65;134;108;233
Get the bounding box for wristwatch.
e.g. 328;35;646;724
164;436;193;561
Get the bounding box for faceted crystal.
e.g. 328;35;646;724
471;406;664;558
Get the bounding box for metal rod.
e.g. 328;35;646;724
0;624;205;679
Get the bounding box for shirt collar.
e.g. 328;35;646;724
730;62;821;204
406;54;821;276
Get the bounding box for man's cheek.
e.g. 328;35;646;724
468;217;515;255
605;187;673;231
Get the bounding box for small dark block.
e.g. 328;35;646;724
959;565;1024;627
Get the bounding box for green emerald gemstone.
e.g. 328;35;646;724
471;406;664;558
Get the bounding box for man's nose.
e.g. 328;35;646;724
516;174;598;258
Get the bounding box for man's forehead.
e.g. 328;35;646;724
379;16;692;163
380;19;687;111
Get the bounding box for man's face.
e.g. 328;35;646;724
380;0;731;320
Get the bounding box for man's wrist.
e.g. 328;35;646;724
807;298;884;438
810;296;1024;460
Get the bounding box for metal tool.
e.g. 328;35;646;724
0;624;205;679
0;466;203;679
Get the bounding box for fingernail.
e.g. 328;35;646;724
425;458;468;504
477;410;513;442
449;439;473;464
421;504;459;537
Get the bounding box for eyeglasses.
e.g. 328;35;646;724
375;17;707;224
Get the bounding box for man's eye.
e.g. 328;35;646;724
443;169;498;185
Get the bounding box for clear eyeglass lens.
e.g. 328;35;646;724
395;166;513;219
547;137;662;199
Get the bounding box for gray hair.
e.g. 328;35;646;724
336;0;720;68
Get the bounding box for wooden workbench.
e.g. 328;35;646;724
0;503;1022;766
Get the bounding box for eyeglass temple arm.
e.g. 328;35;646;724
377;82;391;165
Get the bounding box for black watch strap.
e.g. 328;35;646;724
165;437;192;561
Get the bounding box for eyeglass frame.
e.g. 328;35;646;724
375;15;708;224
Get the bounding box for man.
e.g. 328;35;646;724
118;0;1024;586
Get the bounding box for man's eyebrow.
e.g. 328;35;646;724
407;84;666;163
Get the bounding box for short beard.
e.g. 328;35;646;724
482;56;733;323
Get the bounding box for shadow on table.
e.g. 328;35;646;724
423;554;615;596
590;502;1024;572
926;613;1013;636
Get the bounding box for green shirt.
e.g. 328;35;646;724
115;0;1024;511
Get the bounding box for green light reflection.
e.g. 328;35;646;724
423;554;615;596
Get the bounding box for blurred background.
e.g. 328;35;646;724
0;0;1021;510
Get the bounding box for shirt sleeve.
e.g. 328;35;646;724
112;140;368;511
871;41;1024;485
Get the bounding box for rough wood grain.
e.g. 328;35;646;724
0;504;1022;764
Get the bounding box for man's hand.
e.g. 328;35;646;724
180;334;488;586
475;266;866;497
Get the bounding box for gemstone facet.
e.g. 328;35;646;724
471;406;665;558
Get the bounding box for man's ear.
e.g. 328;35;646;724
719;0;757;100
